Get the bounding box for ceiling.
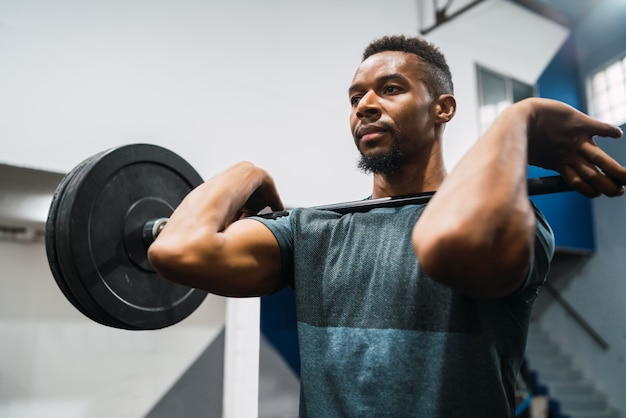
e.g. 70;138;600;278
509;0;601;28
421;0;602;35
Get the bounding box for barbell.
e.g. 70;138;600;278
45;143;571;330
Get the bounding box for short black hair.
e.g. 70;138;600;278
362;35;454;96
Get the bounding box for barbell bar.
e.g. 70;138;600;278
45;144;571;330
142;175;569;242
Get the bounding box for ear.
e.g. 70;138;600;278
434;94;456;124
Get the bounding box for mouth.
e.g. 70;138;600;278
355;124;389;147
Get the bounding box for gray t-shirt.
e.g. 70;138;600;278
253;202;554;417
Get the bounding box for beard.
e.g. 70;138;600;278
357;144;404;175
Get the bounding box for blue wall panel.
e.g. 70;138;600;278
261;288;301;376
534;35;595;253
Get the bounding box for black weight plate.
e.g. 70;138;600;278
52;152;140;329
46;151;113;326
50;144;207;330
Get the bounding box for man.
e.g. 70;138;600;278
148;35;626;416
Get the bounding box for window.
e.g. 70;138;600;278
587;55;626;127
476;66;534;134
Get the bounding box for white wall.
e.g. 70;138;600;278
424;0;568;169
0;1;418;416
0;0;567;205
0;239;225;418
0;0;571;416
0;0;420;208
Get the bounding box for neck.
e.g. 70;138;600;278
370;148;447;199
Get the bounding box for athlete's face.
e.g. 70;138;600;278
349;51;438;174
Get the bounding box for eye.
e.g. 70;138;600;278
350;95;362;106
383;85;401;94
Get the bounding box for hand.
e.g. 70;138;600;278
207;161;284;225
523;98;626;197
235;166;284;220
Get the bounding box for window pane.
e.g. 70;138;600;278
480;105;498;129
592;71;607;92
479;69;507;106
606;62;624;86
608;83;626;106
512;80;534;102
588;55;626;124
597;109;611;123
477;66;533;133
593;92;610;113
612;104;626;125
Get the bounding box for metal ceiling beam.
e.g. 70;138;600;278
420;0;487;35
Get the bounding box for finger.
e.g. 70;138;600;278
580;162;625;197
579;115;624;139
604;125;624;139
266;191;285;212
560;164;601;198
565;157;625;197
239;209;258;219
579;141;626;185
271;195;285;212
595;124;623;139
258;178;285;211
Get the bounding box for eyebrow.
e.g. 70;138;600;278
348;73;410;95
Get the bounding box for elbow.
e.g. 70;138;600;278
147;234;211;286
147;239;187;284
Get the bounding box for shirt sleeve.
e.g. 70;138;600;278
513;201;556;303
249;212;296;290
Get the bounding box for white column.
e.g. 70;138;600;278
222;297;260;418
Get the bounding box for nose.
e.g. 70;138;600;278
355;91;381;121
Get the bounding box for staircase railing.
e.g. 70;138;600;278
544;282;609;351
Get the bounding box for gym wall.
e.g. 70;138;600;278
534;0;626;412
0;0;581;417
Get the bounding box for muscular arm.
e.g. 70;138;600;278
413;98;626;299
147;161;285;297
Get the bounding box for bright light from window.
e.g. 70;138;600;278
477;66;531;134
588;55;626;127
479;100;511;133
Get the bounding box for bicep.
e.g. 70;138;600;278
216;218;283;296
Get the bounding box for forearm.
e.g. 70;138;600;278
413;101;536;298
147;161;283;294
151;161;272;253
169;161;277;230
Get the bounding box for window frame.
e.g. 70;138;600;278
476;64;536;135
